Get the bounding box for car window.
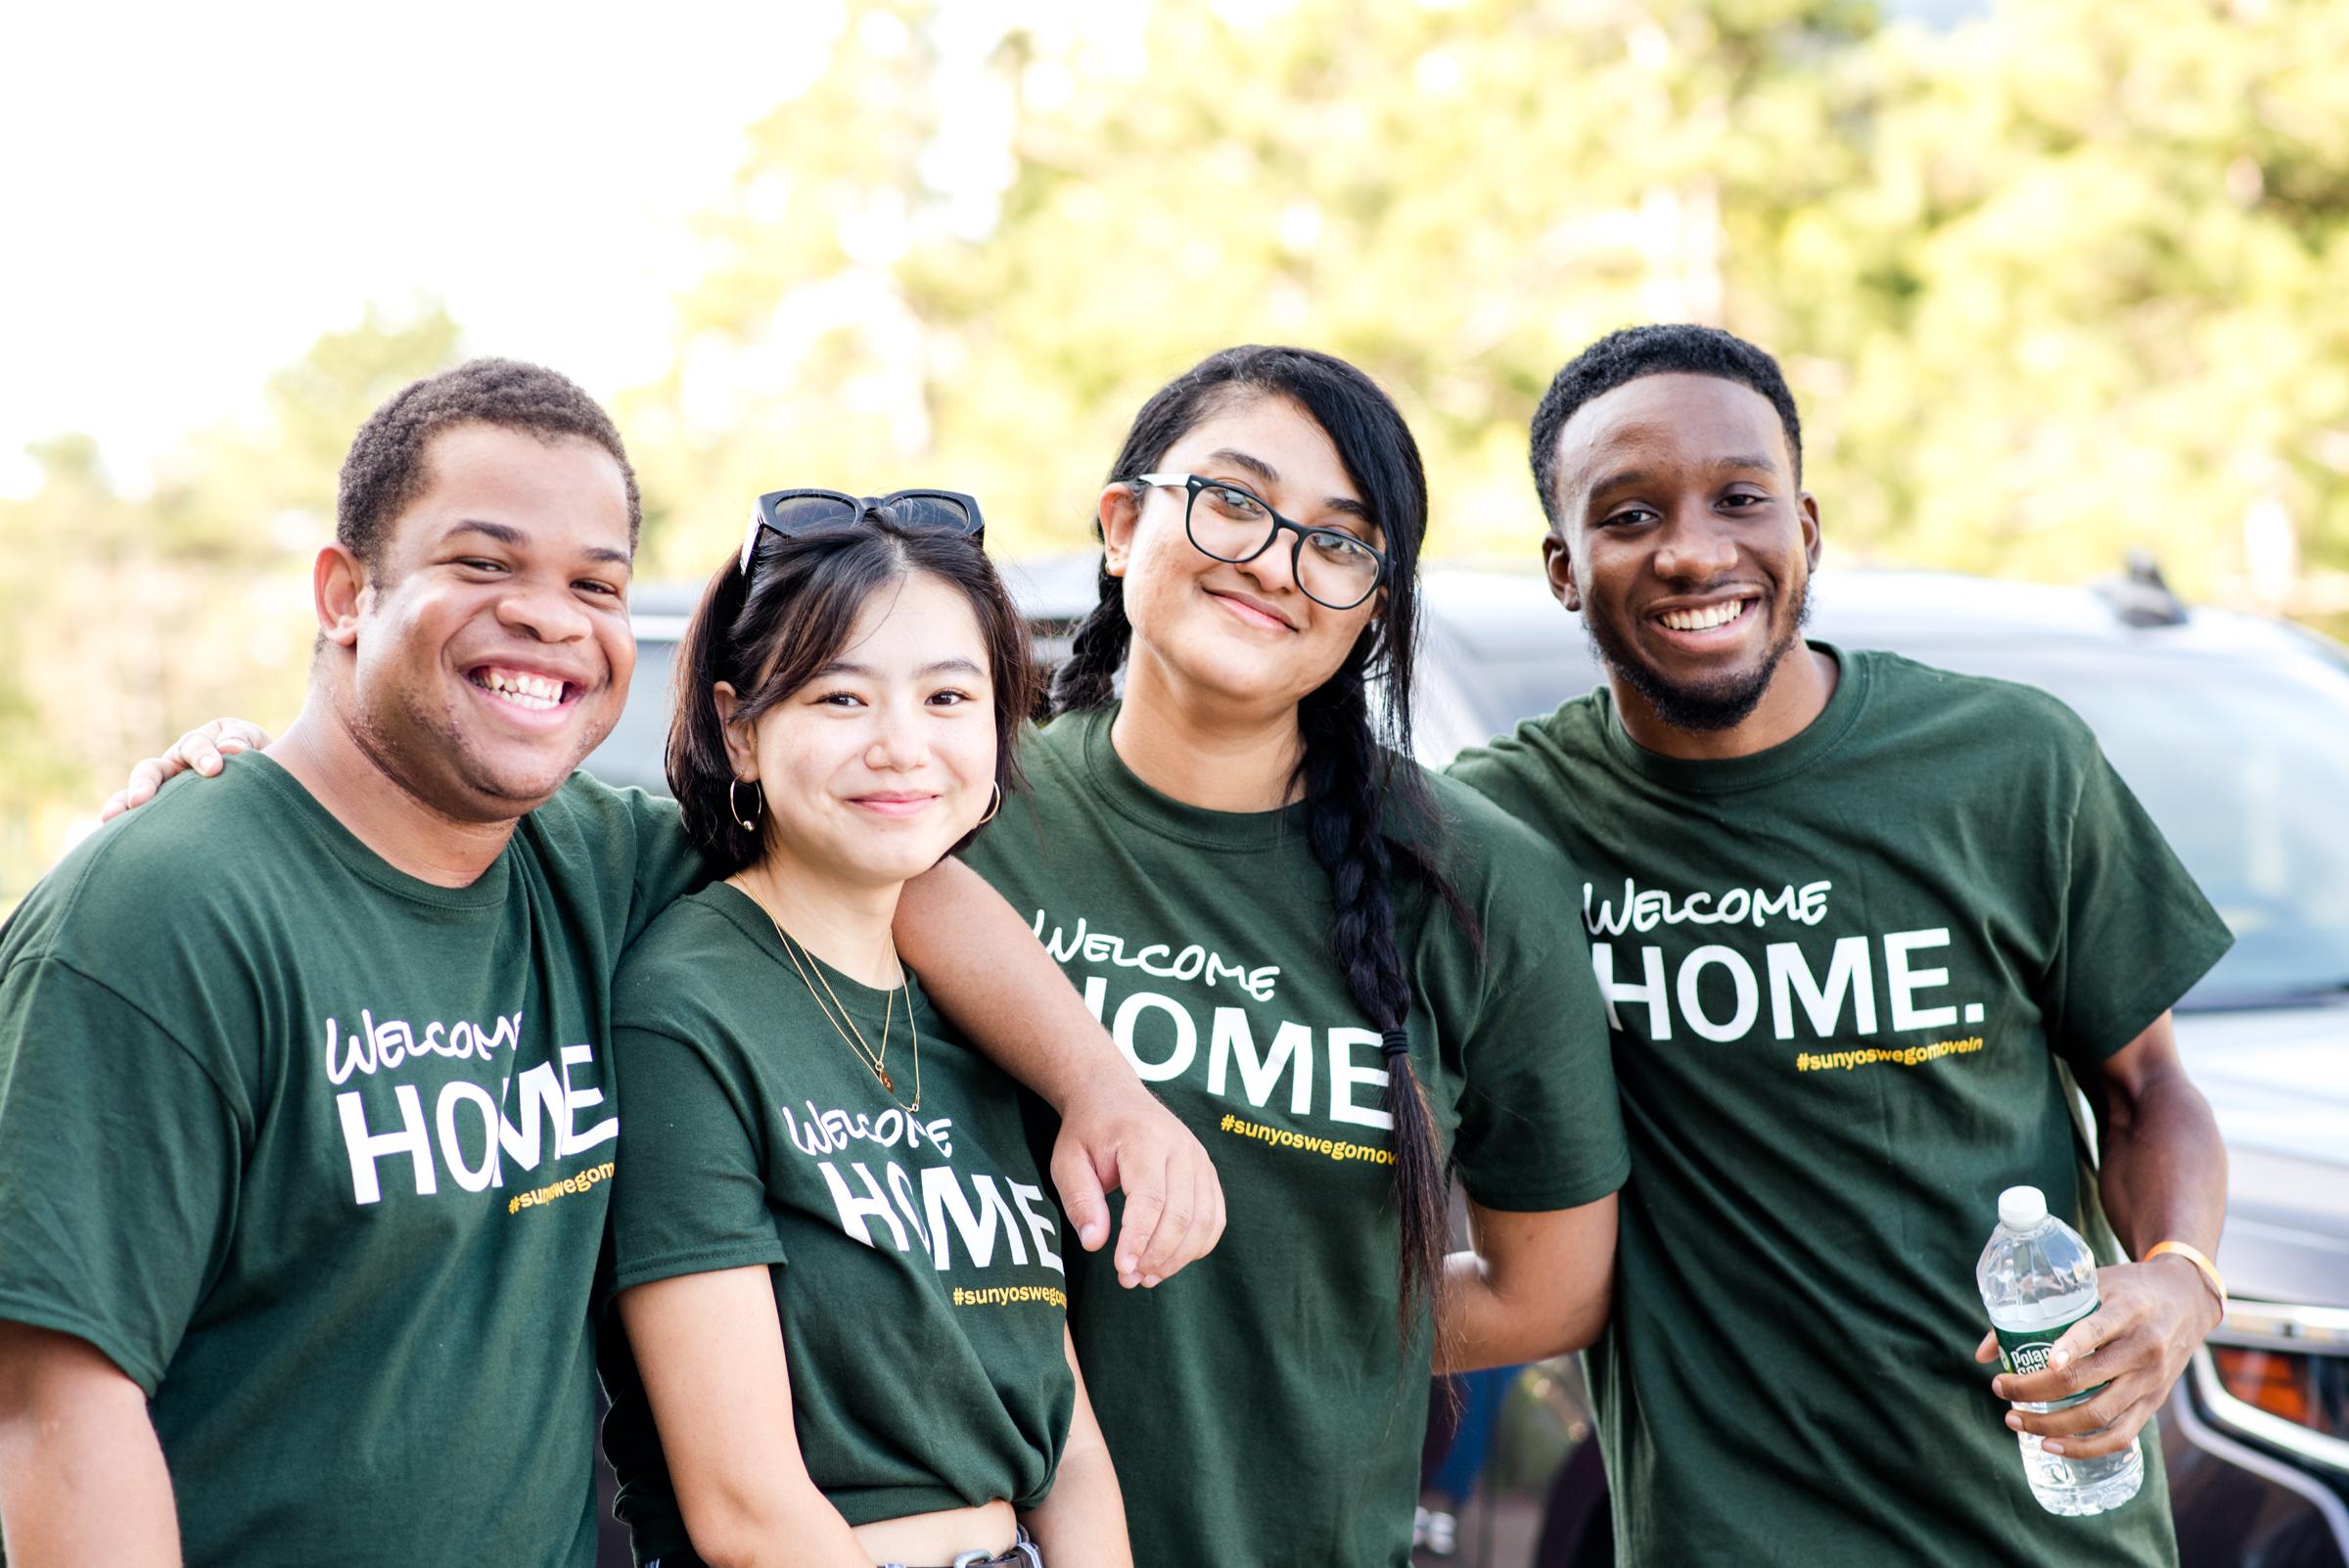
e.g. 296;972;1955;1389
579;635;678;795
1896;645;2349;1008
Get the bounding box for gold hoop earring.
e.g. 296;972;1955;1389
976;781;1002;826
729;779;763;834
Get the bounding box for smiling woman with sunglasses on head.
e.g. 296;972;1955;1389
956;346;1629;1566
597;490;1129;1568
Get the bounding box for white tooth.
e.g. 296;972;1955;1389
1663;601;1746;631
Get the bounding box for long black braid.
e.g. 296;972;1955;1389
1055;345;1472;1339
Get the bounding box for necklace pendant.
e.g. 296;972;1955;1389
875;1065;896;1092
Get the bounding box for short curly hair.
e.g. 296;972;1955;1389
1528;324;1802;530
336;358;640;570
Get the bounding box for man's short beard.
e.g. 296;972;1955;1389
345;684;577;822
1585;582;1814;733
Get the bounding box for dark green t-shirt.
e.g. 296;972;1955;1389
957;709;1629;1568
1450;647;2234;1568
0;754;699;1568
600;883;1076;1561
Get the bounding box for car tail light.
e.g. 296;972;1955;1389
2200;1302;2349;1473
2213;1346;2346;1435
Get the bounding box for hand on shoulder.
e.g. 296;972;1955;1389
101;719;273;821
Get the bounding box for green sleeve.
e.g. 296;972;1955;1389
530;776;705;950
2044;742;2234;1065
1451;945;1630;1212
0;957;244;1393
1441;829;1631;1213
607;1019;787;1294
620;792;704;949
1442;716;1562;829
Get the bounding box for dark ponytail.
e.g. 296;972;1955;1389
1060;346;1471;1340
1047;557;1129;713
1297;678;1453;1339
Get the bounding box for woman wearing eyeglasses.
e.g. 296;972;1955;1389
953;346;1628;1566
597;494;1129;1568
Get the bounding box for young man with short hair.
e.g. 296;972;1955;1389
0;360;1219;1567
1451;324;2230;1566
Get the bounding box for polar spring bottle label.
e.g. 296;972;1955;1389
1994;1309;2107;1405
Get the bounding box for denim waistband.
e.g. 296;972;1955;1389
651;1523;1042;1568
894;1523;1042;1568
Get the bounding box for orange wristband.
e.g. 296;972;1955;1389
2144;1240;2228;1313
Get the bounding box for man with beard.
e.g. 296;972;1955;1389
0;360;1219;1567
1450;325;2232;1566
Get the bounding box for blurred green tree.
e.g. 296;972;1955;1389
639;0;1880;569
0;304;460;906
635;0;2349;611
1812;0;2349;599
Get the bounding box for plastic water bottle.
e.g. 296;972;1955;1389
1975;1184;2144;1515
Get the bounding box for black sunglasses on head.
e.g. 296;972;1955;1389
739;487;986;574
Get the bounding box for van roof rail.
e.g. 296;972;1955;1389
2095;549;2189;627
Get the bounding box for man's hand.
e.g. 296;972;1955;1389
1048;1058;1226;1290
1981;1010;2231;1458
1974;1254;2224;1457
100;719;273;820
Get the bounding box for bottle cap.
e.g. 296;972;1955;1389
1998;1185;2048;1228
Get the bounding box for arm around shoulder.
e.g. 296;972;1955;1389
0;1321;181;1567
896;858;1227;1288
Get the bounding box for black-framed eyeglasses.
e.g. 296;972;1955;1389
740;487;985;575
1128;473;1388;612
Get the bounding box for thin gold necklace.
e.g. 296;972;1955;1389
733;877;921;1112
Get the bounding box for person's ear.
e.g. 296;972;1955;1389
1798;491;1822;571
714;682;758;780
1098;484;1141;579
1541;530;1581;613
315;543;369;648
